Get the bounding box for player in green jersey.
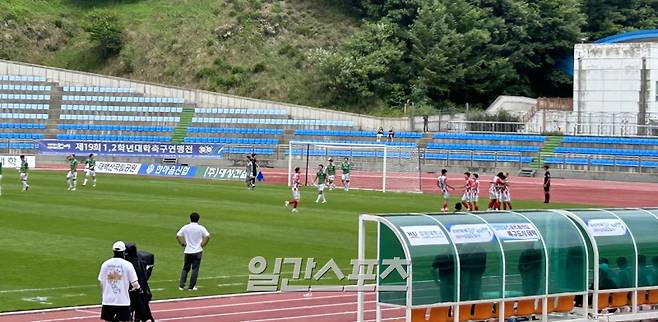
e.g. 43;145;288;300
341;157;352;191
66;154;79;191
19;155;30;191
82;154;97;187
314;164;327;204
325;158;337;190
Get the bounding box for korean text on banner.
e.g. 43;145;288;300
37;140;223;158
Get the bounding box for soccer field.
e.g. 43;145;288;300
0;170;591;312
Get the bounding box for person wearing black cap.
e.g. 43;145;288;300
98;241;141;322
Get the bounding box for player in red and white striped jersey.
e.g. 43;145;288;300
471;173;480;211
285;167;301;213
488;172;504;210
501;172;512;210
437;169;455;212
461;172;473;211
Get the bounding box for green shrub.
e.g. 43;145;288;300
82;10;124;57
467;110;522;132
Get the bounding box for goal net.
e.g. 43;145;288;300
287;141;422;193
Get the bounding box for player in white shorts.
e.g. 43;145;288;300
285;167;301;212
488;173;504;210
66;154;79;191
341;157;352;191
501;172;512;210
471;173;481;211
19;155;30;191
326;158;337;190
461;171;474;211
437;169;455;212
82;154;97;187
314;164;327;203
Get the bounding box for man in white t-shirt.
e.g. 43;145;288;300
176;212;211;290
98;241;140;322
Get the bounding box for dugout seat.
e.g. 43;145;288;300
471;303;495;320
648;290;658;304
555;295;576;313
609;292;629;308
515;299;535;317
637;290;647;305
427;306;450;322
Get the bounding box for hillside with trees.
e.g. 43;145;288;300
1;0;657;115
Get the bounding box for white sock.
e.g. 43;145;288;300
93;178;96;186
83;178;88;185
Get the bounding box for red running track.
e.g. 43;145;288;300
36;165;658;207
0;292;405;322
263;169;658;207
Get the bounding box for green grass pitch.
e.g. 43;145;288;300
0;170;591;312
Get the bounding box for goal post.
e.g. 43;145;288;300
287;141;422;193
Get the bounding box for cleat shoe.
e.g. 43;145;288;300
285;201;290;209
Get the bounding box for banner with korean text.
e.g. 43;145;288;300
37;140;223;158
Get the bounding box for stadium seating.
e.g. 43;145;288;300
184;137;279;145
545;157;658;168
295;129;422;139
0;123;46;129
0;113;48;120
0;75;46;81
192;117;353;127
62;95;184;103
61;105;183;113
58;124;174;132
56;134;171;142
60;115;179;122
562;136;658;145
0;94;50;100
195;108;287;115
0;85;51;91
223;148;275;155
554;147;658;157
433;132;545;142
427;143;540;152
288;149;412;159
188;127;283;135
4;73;658;171
0;103;50;110
424;153;533;163
63;87;135;93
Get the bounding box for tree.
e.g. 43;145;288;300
83;10;124;57
314;20;405;107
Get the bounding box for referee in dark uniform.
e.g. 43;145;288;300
543;165;551;203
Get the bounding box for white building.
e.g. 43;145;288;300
573;42;658;135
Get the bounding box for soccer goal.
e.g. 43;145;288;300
287;141;422;193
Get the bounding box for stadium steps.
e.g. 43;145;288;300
170;107;195;143
417;133;434;149
530;135;563;168
279;128;296;146
44;85;63;139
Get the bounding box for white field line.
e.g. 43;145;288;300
245;308;403;322
0;288;376;316
32;299;379;322
0;267;354;294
